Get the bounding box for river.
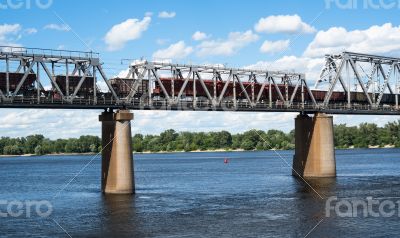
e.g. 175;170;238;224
0;149;400;237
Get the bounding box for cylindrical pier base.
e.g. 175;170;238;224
99;110;134;194
292;113;336;178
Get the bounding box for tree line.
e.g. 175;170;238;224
0;135;101;155
1;120;400;155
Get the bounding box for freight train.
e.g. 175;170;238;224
0;73;396;105
118;77;396;105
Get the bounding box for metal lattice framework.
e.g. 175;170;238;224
124;61;314;109
0;46;119;104
316;51;400;109
0;46;400;114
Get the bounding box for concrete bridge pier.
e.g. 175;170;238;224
99;109;135;194
292;113;336;178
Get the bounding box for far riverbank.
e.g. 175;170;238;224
0;145;397;158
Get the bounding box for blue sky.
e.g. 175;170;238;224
1;0;400;138
3;0;400;67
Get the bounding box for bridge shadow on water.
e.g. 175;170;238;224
290;177;340;238
99;194;146;237
293;177;338;198
91;178;342;237
290;173;400;237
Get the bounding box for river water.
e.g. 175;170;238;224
0;149;400;237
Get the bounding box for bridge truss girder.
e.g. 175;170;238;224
319;51;400;109
1;46;400;114
123;61;314;110
0;47;119;104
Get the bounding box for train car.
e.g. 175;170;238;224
153;78;245;99
310;90;397;105
310;90;326;102
151;77;399;106
153;77;301;103
0;72;36;94
156;78;215;98
310;90;346;102
331;91;347;102
109;77;148;98
380;93;396;104
55;75;95;96
351;92;368;103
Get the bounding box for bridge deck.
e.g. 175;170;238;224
0;97;398;115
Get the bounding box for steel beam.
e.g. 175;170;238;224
234;74;252;106
97;65;119;101
196;71;213;103
12;62;34;97
217;71;233;104
270;76;285;102
323;58;345;107
5;55;9;96
255;74;268;105
41;62;65;98
348;58;373;106
126;67;146;101
151;68;170;101
176;68;192;103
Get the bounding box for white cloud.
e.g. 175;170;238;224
43;23;70;31
152;41;193;60
192;31;209;41
0;24;21;35
0;109;99;139
24;28;37;34
104;16;151;51
158;11;176;18
304;23;400;58
1;109;394;139
0;23;22;46
246;55;324;83
131;111;297;135
260;39;290;54
254;14;316;34
114;59;147;78
0;109;292;139
145;11;153;17
197;30;259;57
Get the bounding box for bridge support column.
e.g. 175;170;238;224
99;109;134;194
292;113;336;178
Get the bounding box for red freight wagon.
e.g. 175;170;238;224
0;72;36;93
55;75;95;96
109;77;148;98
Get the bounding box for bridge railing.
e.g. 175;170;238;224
0;46;99;59
2;95;399;113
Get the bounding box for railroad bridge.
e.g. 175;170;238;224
1;46;399;194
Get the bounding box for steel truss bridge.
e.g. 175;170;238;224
0;46;400;115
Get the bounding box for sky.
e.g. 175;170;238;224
0;0;400;138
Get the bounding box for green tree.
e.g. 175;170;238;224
3;145;23;155
132;134;144;152
34;145;44;155
24;135;45;154
241;139;255;150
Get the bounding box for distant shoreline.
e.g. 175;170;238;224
0;152;97;158
0;146;397;158
0;150;245;157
